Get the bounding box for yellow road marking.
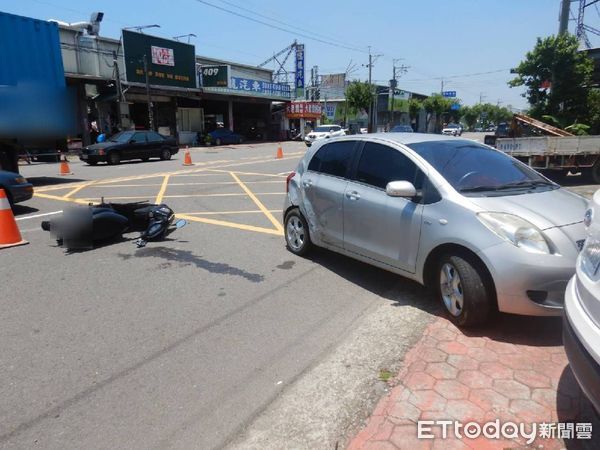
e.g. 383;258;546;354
155;175;170;203
164;193;284;198
79;196;149;201
170;173;233;178
34;192;97;205
229;172;284;234
184;209;282;216
76;193;285;201
168;180;283;186
35;153;299;193
206;169;288;178
34;185;79;193
79;183;164;188
176;213;283;236
212;155;302;171
64;180;95;198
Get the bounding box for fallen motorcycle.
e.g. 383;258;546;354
41;199;187;250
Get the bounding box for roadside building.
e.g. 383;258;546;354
56;16;291;146
303;73;428;133
197;57;291;141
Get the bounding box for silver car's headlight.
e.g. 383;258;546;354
477;212;551;254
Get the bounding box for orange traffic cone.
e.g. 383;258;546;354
59;156;72;175
183;146;193;166
276;144;284;159
0;189;28;249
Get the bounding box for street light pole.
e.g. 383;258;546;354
143;54;154;131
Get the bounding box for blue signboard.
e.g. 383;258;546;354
442;91;457;98
295;44;305;97
450;103;460;110
230;77;291;98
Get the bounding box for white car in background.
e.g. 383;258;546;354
564;189;600;414
442;123;462;136
304;125;346;146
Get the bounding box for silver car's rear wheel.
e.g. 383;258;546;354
440;263;464;317
284;208;312;256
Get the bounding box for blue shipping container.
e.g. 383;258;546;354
0;11;65;87
0;11;75;138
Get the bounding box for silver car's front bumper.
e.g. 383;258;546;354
478;240;580;316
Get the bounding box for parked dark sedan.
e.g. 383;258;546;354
0;170;34;206
79;130;179;165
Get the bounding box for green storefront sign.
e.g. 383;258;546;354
199;65;229;88
122;30;196;89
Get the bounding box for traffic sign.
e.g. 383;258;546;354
442;91;457;98
450;103;460;110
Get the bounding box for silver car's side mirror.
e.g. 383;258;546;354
386;180;417;198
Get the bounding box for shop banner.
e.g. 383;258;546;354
295;44;305;98
123;30;196;89
199;65;229;87
286;102;322;119
230;77;291;98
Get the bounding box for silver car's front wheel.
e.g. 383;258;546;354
436;254;492;327
440;263;464;317
284;208;312;256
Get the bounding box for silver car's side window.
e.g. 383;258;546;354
307;141;355;178
355;142;422;190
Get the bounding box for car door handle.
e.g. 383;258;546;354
346;190;361;200
303;179;313;188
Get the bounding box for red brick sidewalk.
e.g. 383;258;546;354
347;315;599;449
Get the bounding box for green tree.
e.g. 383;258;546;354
461;105;479;130
509;34;593;126
408;98;422;122
588;89;600;134
423;94;454;131
345;81;374;115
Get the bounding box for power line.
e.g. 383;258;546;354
219;0;360;50
25;0;131;27
400;68;511;82
191;0;368;54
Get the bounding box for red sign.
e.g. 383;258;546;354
286;102;323;119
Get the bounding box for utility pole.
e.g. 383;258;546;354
389;59;409;128
113;51;123;131
440;79;444;95
479;92;486;104
559;0;571;34
143;54;154;131
363;46;382;132
368;47;373;132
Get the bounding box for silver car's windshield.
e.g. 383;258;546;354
407;140;558;196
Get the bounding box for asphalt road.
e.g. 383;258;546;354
1;141;435;450
2;138;598;449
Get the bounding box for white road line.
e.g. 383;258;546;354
16;210;63;221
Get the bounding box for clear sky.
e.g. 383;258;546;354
4;0;599;109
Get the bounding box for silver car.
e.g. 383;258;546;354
564;189;600;413
283;134;588;326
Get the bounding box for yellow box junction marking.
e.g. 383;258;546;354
229;172;284;234
33;150;302;236
155;175;170;204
